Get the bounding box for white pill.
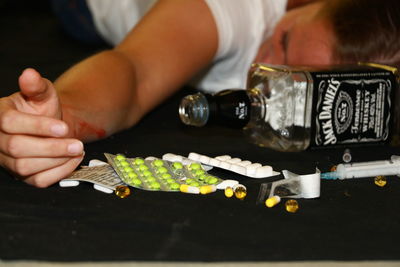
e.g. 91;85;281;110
209;158;221;167
216;179;239;190
88;159;108;167
162;153;181;162
181;158;195;166
93;184;114;194
246;163;262;176
59;180;80;187
230;164;247;175
254;165;273;177
199;155;211;164
145;156;157;161
188;152;201;161
237;160;252;167
215;155;231;161
220;161;231;170
227;158;241;164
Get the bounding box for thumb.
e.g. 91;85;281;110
18;68;55;103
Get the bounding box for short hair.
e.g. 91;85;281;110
320;0;400;68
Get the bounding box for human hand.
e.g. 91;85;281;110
0;68;84;187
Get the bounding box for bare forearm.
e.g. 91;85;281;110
55;50;143;142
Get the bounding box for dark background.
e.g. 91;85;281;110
1;0;400;262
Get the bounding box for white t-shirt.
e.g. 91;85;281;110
86;0;288;93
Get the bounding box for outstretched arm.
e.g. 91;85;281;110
57;0;218;141
0;0;218;187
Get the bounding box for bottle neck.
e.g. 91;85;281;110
179;89;251;129
206;89;251;128
179;93;210;127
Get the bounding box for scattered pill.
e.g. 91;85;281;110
115;185;131;198
265;195;281;208
200;185;217;195
224;187;234;198
180;184;200;194
374;175;387;187
216;179;239;190
59;180;80;187
285;199;299;213
233;184;247;200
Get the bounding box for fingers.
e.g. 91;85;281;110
0;152;74;177
0;109;68;137
18;68;53;102
23;155;84;188
0;132;83;158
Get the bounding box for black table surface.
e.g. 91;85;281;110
1;1;400;263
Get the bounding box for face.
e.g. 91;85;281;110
255;3;336;66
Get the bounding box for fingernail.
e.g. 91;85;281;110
51;124;67;136
68;141;83;155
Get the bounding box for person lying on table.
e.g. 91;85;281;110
0;0;399;187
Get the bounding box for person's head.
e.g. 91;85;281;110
258;0;400;68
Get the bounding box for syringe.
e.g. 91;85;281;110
321;155;400;180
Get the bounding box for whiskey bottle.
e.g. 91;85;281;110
179;63;399;152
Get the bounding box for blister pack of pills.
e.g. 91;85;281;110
188;152;280;178
105;153;223;192
59;164;124;194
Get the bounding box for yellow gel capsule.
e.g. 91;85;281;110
374;175;387;187
330;165;337;172
285;199;299;213
265;195;281;208
224;187;234;198
115;185;131;198
180;184;200;194
200;185;217;195
233;184;247;200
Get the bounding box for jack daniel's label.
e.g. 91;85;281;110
310;68;395;147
